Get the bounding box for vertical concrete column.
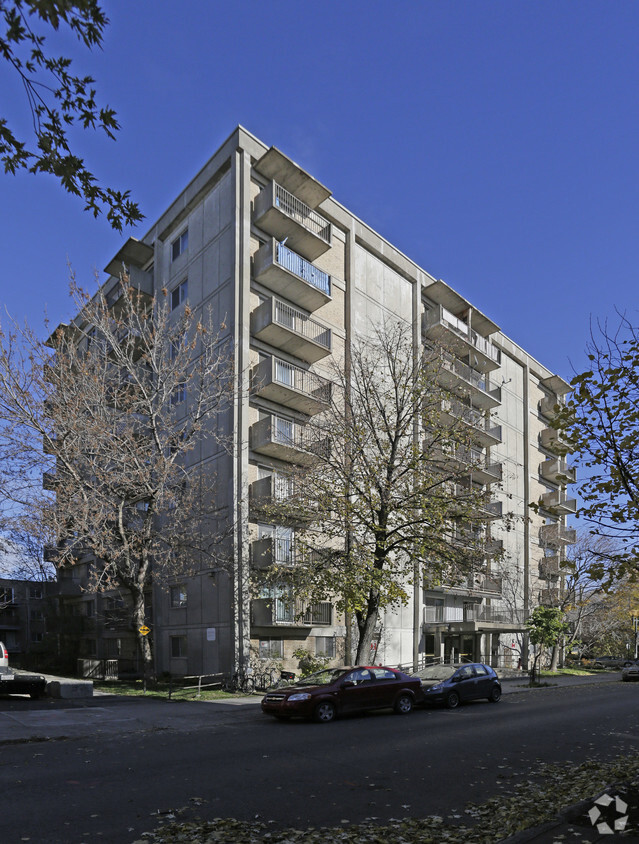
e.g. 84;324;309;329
343;222;354;664
231;146;253;673
522;364;531;670
412;275;422;672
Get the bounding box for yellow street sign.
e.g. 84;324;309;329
139;625;150;636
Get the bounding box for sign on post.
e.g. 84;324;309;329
139;625;150;636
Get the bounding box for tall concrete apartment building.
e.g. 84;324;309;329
55;126;576;677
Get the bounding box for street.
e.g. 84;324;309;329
0;678;637;843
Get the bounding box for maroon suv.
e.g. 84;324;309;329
261;665;423;723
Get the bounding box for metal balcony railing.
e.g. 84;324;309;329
425;305;501;365
276;242;331;296
272;358;332;402
539;524;577;546
274;184;331;244
441;354;501;401
272;300;331;348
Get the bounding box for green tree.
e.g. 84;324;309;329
526;606;569;683
555;314;639;583
0;0;142;230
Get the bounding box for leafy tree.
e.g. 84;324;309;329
526;605;569;682
0;273;232;675
0;0;142;230
555;314;639;583
257;321;504;664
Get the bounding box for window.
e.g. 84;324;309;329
315;636;335;658
30;609;44;621
171;382;186;405
0;587;14;604
31;631;44;643
171;278;188;310
259;638;283;659
170;585;187;608
29;586;43;599
171;229;188;261
170;635;187;658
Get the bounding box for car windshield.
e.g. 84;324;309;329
417;665;457;680
294;668;349;686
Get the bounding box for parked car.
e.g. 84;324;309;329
0;641;47;700
593;656;636;669
261;665;423;723
622;662;639;682
416;662;502;709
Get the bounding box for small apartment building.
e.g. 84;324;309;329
49;126;575;676
0;578;55;665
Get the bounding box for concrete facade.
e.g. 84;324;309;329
54;126;575;677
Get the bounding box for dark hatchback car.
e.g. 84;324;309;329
417;663;501;709
261;665;423;723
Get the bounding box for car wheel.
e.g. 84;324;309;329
488;686;501;703
445;691;460;709
313;701;336;723
394;693;413;715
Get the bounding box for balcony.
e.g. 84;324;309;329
539;395;562;420
253;182;332;261
465;574;503;596
251;356;331;415
251;537;296;570
251;298;331;364
539;588;561;605
539;524;577;547
441;400;502;447
437;353;501;409
249;475;314;522
250;416;325;465
253;146;332;208
480;500;503;520
0;609;21;629
539;458;576;484
540;490;577;515
104;265;153;315
423;604;523;627
540;426;570;455
424;305;501;371
538;556;563;580
251;597;333;628
253;239;331;312
440;444;503;485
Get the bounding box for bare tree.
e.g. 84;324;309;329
0;273;233;675
257;321;503;663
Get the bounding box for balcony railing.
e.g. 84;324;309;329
439;353;501;406
424;305;501;369
423;604;523;625
274;184;331;243
442;400;502;445
251;297;331;363
276;242;330;296
253;597;333;626
539;524;577;547
540;490;577;515
539;458;576;484
539;395;562;419
251;356;331;414
538;556;563;579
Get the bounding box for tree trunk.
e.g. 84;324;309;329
131;583;153;681
550;643;560;671
355;604;379;663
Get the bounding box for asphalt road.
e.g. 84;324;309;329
0;678;637;844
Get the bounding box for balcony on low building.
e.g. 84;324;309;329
539;457;576;484
424;305;501;371
251;298;331;363
249;474;314;522
253;239;331;312
539;523;577;547
251;356;331;415
540;489;577;515
253;182;332;261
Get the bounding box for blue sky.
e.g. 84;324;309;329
1;0;638;381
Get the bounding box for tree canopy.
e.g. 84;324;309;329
0;0;142;230
555;314;639;583
256;321;505;663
